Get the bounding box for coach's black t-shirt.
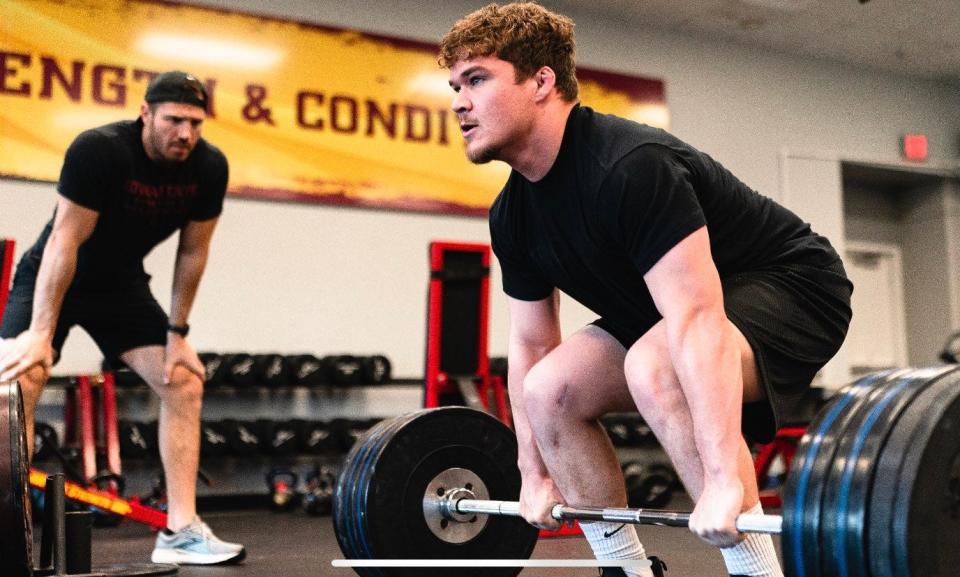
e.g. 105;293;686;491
25;119;228;290
490;105;840;330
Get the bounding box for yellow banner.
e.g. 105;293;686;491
0;0;668;216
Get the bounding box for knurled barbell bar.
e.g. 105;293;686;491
424;481;783;533
332;366;960;577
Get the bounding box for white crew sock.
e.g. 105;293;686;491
720;502;784;577
580;521;653;577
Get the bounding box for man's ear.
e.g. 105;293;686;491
533;66;557;101
139;102;151;122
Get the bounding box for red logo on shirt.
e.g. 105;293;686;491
124;179;198;216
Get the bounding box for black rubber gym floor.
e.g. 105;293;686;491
40;494;782;576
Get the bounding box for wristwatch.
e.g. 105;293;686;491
167;323;190;337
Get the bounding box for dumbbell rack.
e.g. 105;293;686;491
34;377;426;501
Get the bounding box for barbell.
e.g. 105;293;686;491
332;366;960;577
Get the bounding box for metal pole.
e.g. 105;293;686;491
452;498;783;534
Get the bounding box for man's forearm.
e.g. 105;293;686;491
508;339;560;478
169;246;209;326
668;311;743;484
30;235;80;337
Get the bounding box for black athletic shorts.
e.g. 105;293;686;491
592;259;853;444
0;252;169;365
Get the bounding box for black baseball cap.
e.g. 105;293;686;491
144;70;208;109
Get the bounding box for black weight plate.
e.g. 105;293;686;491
356;407;538;577
347;413;423;573
346;412;423;573
868;366;960;577
806;374;892;577
837;368;949;577
334;417;385;560
782;369;895;577
0;381;32;577
820;367;949;577
334;413;417;567
338;415;406;561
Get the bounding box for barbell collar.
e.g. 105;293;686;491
453;498;782;534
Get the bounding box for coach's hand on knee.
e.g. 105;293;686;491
689;480;745;548
0;330;53;382
519;474;564;531
163;334;205;385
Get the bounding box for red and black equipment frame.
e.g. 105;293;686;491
423;241;510;426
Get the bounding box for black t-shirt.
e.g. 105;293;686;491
26;119;228;290
490;105;840;330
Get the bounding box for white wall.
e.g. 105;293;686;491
2;0;959;381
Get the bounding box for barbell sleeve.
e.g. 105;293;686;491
453;498;783;534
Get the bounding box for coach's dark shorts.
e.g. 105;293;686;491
0;253;169;365
593;259;853;444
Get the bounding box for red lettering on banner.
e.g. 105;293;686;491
330;95;357;133
0;56;218;116
404;104;430;142
297;91;325;129
0;51;31;96
366;100;396;138
1;53;448;146
39;57;83;101
92;65;125;106
437;108;449;145
295;89;448;145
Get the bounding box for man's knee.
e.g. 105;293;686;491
159;366;203;407
522;360;581;422
18;364;50;410
624;343;681;414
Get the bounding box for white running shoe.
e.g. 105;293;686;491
151;518;246;565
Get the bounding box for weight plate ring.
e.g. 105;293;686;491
422;467;490;544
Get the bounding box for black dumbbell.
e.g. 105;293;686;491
303;465;337;516
267;469;300;512
622;461;678;509
602;415;632;447
324;355;363;386
301;421;338;455
254;353;288;388
360;355;392;385
332;418;381;454
200;421;229;457
223;419;264;456
262;419;304;455
198;352;226;386
624;416;658;447
119;420;158;459
221;353;258;387
285;354;327;387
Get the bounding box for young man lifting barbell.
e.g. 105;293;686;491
438;4;852;576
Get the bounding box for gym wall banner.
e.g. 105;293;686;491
0;0;668;217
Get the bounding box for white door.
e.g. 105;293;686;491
843;242;908;375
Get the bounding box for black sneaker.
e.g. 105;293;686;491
598;556;667;577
